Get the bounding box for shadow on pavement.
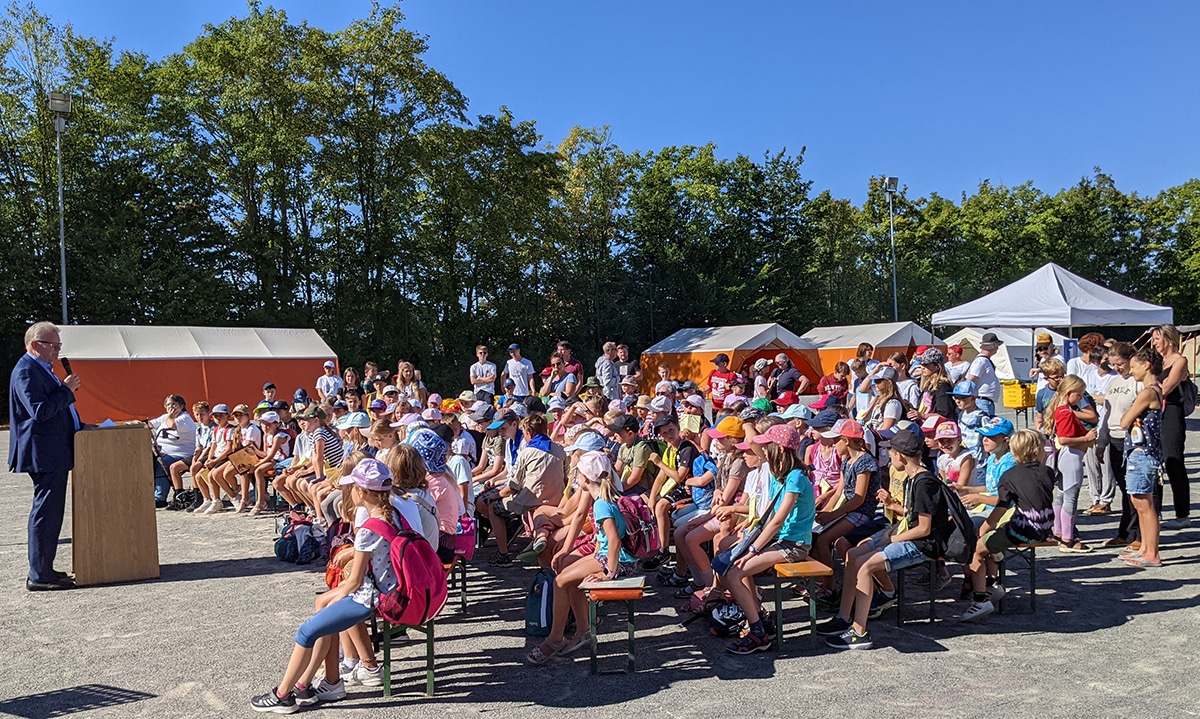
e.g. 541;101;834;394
0;684;155;719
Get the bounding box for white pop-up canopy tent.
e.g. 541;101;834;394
931;262;1173;328
943;327;1069;381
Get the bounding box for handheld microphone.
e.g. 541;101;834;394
61;357;73;375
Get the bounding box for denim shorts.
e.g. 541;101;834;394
864;525;893;551
1125;449;1159;496
881;540;930;571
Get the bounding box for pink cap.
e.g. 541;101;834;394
751;424;802;449
920;415;944;434
577;450;614;484
934;421;961;440
832;419;865;439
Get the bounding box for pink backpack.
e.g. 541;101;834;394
616;494;660;559
362;517;448;626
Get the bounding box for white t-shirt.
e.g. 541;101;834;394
470;361;497;394
349;522;397;608
968;354;1000;401
945;360;971;385
1103;374;1142;438
505;358;536;396
150;412;197;457
316;374;344;399
239;423;263;450
1065;356;1089;380
452;431;477;464
896;379;920;407
743;466;774;522
754;375;770;399
448;454;474;506
211;423;237;457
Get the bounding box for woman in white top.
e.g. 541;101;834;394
149;394;196;506
395;361;428;407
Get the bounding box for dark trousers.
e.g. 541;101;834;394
1159;403;1190;518
28;470;69;583
1105;435;1138;541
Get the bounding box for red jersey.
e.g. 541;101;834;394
707;369;738;409
816;374;849;399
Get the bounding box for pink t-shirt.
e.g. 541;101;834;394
425;472;463;534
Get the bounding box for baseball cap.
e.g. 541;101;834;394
706;416;746;439
621;376;638;387
711;353;730;364
427;393;442;407
338;458;392;491
211;403;231;415
422;408;443;421
548;397;568;412
486;408;517;431
889;429;923;457
383;385;399;395
457;390;477;403
977;417;1015;438
751;423;801;449
368;398;387;410
523;396;547;414
271;400;290;411
510;403;529;418
372;374;387;383
724;394;749;410
653;414;678;430
680;381;701;393
259;411;280;424
781;404;814;421
950;380;979;398
753;358;770;372
751;398;773;413
649;396;673;413
607;415;640;434
807;409;840;429
389;412;425;428
293;388;309;400
332;399;348;410
808;394;839;410
773;391;799;408
920;414;945;434
508;343;520;351
683;395;705;409
336;412;371;430
262;382;276;390
577;450;614;484
915;345;929;355
934;421;961;440
503;378;516;388
232;403;251;416
324;360;336;369
563;431;606;453
1036;332;1053;345
828;418;865;440
635;395;653;410
873;366;898;382
295;405;326;420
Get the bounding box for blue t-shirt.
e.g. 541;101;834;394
985;451;1016;496
593;498;635;564
690;455;718;510
775;468;817;545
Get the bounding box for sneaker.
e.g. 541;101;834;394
961;599;995;622
205;500;226;514
338;659;358;677
1162;517;1192;530
250;688;298;714
515;538;548;563
659;572;691;588
867;591;897;619
815;615;853;637
353;664;382;687
988;583;1007;604
186;494;205;513
155;500;168;509
826;628;874;650
640;549;670;572
295;678;346;706
725;630;774;655
486;551;512;567
815;589;841;613
194;499;212;514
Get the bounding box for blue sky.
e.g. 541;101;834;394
34;0;1200;203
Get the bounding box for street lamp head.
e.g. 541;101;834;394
48;91;72;114
882;176;899;193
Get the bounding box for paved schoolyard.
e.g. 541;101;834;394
0;424;1198;719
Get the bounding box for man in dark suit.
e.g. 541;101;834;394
9;321;80;591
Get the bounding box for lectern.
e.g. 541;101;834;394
73;424;160;585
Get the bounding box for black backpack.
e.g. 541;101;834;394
913;471;976;564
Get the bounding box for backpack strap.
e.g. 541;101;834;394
363;517;399;542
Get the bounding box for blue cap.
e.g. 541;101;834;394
950;380;978;398
807;409;841;429
977;417;1014;437
294;388;309;400
508;343;520;351
781;404;814;421
563;431;607;453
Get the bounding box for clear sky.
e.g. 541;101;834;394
33;0;1200;203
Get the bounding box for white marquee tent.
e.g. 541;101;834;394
942;327;1069;381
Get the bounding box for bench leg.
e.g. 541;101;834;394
382;623;393;698
927;559;937;624
625;600;636;674
806;578;818;649
425;620;435;697
588;596;599;676
896;568;906;627
458;561;468;612
773;574;785;650
997;557;1006;614
1029;549;1037;613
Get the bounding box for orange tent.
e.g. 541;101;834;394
638;323;821;393
57;325;337;422
800;322;943;373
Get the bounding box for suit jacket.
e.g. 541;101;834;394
8;353;77;474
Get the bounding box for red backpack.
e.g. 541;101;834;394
362;517;449;626
616;494;661;559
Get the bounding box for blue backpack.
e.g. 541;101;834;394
275;518;321;564
525;568;555;637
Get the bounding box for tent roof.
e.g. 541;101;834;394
643;323;817;355
801;321;941;350
59;325;337;360
931;262;1173;328
942;326;1070;349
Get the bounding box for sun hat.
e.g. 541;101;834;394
654;380;674;394
980;332;1003;350
751;424;801;449
949;380;979;398
919;347;946;366
337;457;392;491
934;421;961;440
977;417;1014;438
649;396;673;413
563;430;607;453
405;428;448;473
577;451;614;484
706;416;746;439
621;376;638;387
781;404;814;421
753;358;770;372
469;404;497;424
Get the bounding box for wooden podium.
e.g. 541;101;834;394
73;424;160;586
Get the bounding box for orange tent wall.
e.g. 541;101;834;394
638;349;821;395
815;345;918;374
63;358;337;422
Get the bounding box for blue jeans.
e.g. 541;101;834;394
153;453;189;502
295;596;373;648
976;397;996;416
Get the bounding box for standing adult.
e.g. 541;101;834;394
944;344;971;385
1153;325;1191;528
595;341;620;402
469;345;497;404
315;360;343;401
503;344;538;401
9;322;80;591
614;344;643;384
768;353;810;398
967;333;1003;415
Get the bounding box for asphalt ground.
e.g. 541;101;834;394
1;418;1198;719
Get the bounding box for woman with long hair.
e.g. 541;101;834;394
395;361;427;407
1152;324;1191;528
1046;375;1097;552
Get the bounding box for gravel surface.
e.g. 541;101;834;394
1;420;1197;718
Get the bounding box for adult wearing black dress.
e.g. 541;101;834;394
1153;325;1191;528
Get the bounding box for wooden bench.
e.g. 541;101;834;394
895;556;939;626
771;560;834;649
581;577;646;675
372;617;436;697
997;541;1057;614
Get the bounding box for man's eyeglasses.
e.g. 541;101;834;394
35;340;63;349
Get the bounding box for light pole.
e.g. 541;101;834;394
49;90;72;325
883;176;899;322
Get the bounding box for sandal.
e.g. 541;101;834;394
1123;555;1163;568
525;640;567;665
559;633;595;657
1058;538;1092;553
1118;550;1140;561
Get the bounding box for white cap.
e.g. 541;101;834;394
323;360;335;369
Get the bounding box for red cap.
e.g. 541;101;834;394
773;391;799;407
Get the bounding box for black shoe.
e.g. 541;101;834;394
27;576;74;591
640;549;669;572
826;628;874;650
186;494;205;513
815;615;853;636
155;500;168;509
250;688;298;714
486;551;513;567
